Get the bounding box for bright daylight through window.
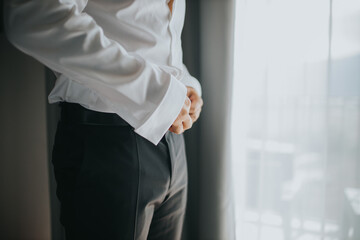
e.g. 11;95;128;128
231;0;360;239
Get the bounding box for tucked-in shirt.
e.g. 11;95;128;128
4;0;202;145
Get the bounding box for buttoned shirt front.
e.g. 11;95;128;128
4;0;202;145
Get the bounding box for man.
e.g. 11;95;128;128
4;0;203;239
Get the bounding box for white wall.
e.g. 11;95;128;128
0;33;51;240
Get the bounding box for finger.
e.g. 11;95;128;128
190;113;197;123
181;107;189;118
182;115;193;130
190;95;203;108
190;107;200;117
170;117;181;130
184;97;191;111
186;87;195;97
190;99;203;113
189;93;197;101
190;110;200;123
169;125;177;134
171;123;184;134
198;97;204;107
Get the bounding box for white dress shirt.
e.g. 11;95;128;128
4;0;202;145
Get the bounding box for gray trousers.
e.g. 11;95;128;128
52;103;188;240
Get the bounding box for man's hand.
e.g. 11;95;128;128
169;97;193;134
169;87;203;135
186;87;203;123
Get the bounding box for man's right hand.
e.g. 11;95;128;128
169;97;193;134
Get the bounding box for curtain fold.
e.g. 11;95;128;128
197;0;236;239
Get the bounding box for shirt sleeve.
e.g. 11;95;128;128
3;0;187;145
180;64;202;97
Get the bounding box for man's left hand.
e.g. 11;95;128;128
186;87;203;123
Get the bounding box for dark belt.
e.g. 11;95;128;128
60;102;130;127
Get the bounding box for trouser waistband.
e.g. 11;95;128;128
60;102;130;127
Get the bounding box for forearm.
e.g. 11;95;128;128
4;0;188;144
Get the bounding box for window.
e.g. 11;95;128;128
231;0;360;239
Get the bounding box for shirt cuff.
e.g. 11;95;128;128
134;76;187;145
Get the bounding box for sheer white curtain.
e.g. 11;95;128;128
231;0;360;240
